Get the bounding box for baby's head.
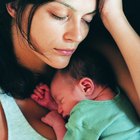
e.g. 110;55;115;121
50;47;117;117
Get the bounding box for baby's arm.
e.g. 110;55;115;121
31;83;57;111
42;111;66;140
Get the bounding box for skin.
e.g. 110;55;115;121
31;71;116;140
30;1;140;138
1;0;140;139
12;0;97;72
50;72;87;117
99;0;140;115
31;73;87;118
51;72;116;117
0;0;97;139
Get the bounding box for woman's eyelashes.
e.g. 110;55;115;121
83;13;96;27
50;11;92;27
51;13;68;21
83;19;91;27
82;16;95;27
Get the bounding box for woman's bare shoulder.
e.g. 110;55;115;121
0;102;8;140
16;98;56;140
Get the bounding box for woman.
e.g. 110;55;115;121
0;0;139;139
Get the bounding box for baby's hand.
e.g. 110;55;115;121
31;83;57;110
41;111;65;128
42;111;67;140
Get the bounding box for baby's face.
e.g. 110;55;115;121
51;72;84;117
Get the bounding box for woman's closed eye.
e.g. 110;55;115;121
51;13;68;21
82;19;92;27
82;12;96;27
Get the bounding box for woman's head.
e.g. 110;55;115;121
3;0;97;70
0;0;97;98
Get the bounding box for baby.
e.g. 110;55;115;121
32;48;140;140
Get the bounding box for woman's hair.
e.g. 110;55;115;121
0;0;55;99
60;46;117;91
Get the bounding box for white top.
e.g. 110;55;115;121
0;89;47;140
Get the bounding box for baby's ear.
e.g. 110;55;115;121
6;2;17;18
79;77;95;97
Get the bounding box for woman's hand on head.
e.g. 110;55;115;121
98;1;140;117
99;0;124;29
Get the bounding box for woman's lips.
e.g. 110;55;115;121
54;48;75;56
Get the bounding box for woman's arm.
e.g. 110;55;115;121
95;41;140;116
99;0;140;115
0;103;8;140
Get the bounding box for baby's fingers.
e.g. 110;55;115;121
33;88;44;98
31;93;39;101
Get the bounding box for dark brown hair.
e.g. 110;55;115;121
0;0;55;98
60;47;117;91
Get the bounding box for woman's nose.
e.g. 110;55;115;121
63;21;83;43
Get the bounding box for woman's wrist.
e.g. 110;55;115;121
101;11;127;32
99;0;125;31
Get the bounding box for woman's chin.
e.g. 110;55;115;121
48;59;70;69
53;62;69;69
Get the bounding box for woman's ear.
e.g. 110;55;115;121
79;77;95;97
6;2;17;18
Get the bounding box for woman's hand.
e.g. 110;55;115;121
98;0;140;116
99;0;123;30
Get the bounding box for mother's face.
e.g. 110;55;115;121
11;0;97;69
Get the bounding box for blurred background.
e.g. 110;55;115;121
123;0;140;34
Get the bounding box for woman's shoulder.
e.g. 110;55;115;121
15;98;56;140
0;102;8;140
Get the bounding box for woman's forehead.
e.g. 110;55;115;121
54;0;97;14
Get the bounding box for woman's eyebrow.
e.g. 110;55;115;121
55;1;76;11
55;1;97;14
